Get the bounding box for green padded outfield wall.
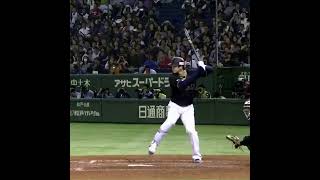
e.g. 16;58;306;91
70;67;249;98
70;99;102;122
70;99;249;125
214;67;250;97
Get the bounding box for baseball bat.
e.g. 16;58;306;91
184;28;203;62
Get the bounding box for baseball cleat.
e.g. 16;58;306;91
192;158;203;163
148;141;157;155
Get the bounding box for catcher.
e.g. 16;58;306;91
226;99;251;151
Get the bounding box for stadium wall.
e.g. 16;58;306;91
70;67;250;98
70;98;249;125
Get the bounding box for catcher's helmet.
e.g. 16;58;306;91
243;99;250;120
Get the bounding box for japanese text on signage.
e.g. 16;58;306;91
70;110;100;117
115;77;170;88
76;102;90;107
138;105;169;119
70;79;91;87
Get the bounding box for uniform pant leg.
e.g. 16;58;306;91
151;102;180;145
180;105;202;159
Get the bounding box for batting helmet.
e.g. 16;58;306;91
171;57;186;67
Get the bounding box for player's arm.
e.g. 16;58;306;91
176;67;205;90
204;65;214;74
201;65;214;77
198;61;214;76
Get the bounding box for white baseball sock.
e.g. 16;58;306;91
188;131;202;159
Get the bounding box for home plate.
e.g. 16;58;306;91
75;168;84;171
128;164;154;167
89;160;97;164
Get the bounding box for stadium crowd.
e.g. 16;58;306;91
70;0;250;74
69;84;214;99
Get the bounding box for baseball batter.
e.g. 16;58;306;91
148;57;213;163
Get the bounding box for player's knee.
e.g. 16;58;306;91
160;122;175;132
186;129;197;135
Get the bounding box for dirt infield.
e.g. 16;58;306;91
70;155;250;180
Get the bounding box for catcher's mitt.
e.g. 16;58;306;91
226;135;243;151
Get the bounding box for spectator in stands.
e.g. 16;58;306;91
81;86;95;99
157;50;171;69
90;2;103;20
71;62;85;74
80;55;93;73
71;7;79;28
91;47;100;60
70;0;250;72
75;86;83;99
128;48;140;68
98;48;108;64
139;53;158;73
183;0;250;67
110;56;130;74
232;77;246;99
91;58;108;74
196;84;211;99
153;88;167;99
136;85;154;99
115;88;131;98
96;88;114;98
79;23;91;38
99;1;110;14
70;86;82;99
143;65;157;74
